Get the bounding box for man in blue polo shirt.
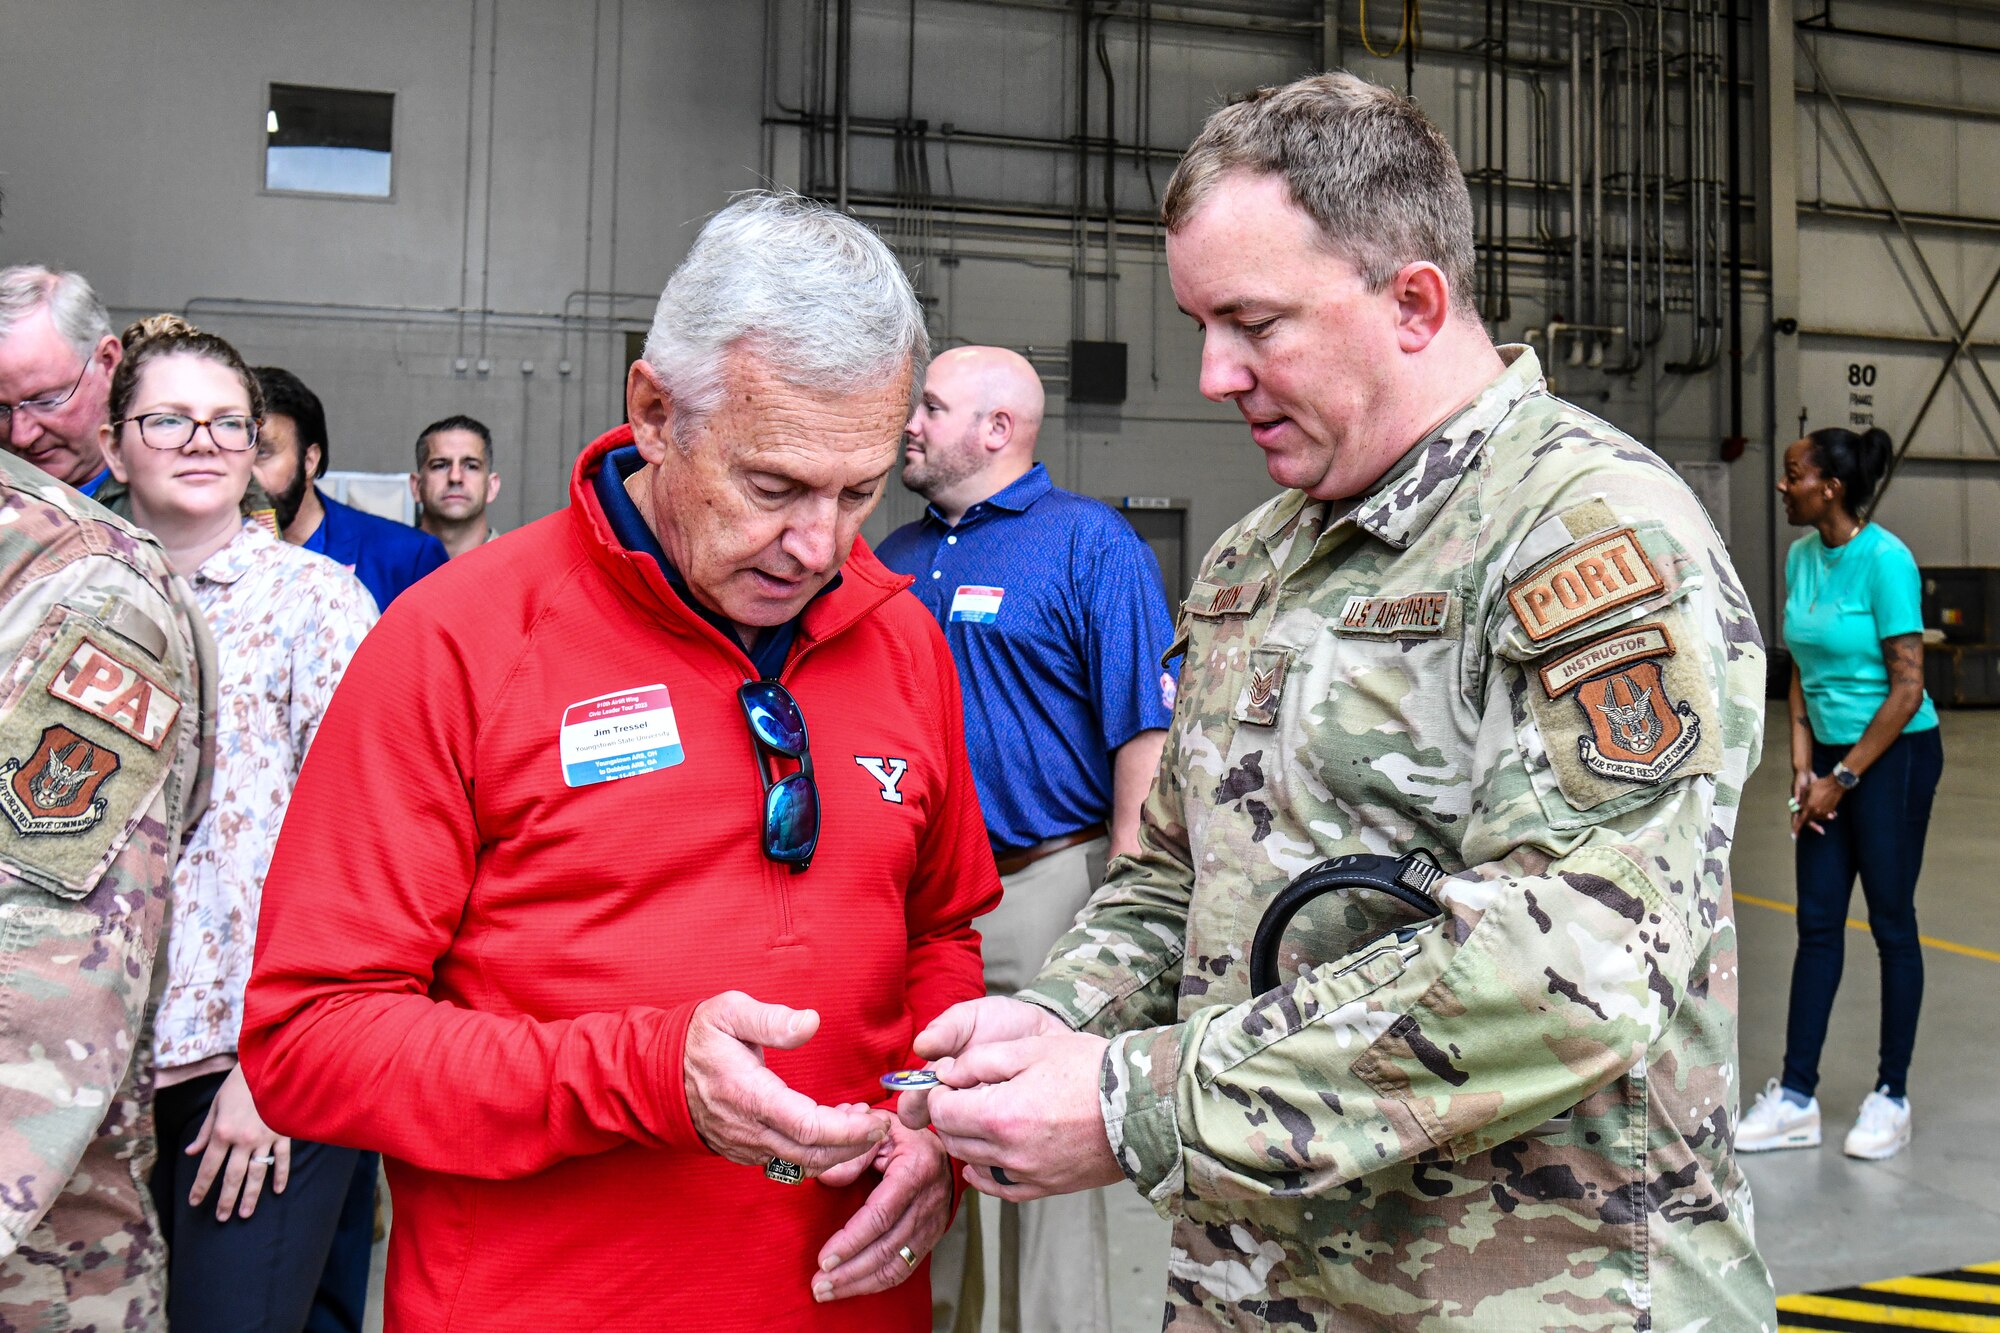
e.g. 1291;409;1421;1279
253;366;447;612
878;345;1176;1333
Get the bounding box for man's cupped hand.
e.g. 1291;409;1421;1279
683;990;889;1175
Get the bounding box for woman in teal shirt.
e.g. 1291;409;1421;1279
1739;426;1941;1163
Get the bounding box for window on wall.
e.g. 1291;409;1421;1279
265;84;394;198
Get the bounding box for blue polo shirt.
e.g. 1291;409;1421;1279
877;464;1178;850
302;490;448;612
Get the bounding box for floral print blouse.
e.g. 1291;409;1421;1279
153;522;377;1069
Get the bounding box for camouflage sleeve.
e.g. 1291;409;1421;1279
1017;714;1191;1034
1091;484;1763;1215
0;549;205;1254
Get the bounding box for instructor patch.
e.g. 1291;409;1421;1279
1521;619;1721;812
1506;527;1662;643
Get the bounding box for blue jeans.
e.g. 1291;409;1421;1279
1782;726;1943;1101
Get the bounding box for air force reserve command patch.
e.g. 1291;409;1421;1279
0;725;119;834
1521;619;1721;811
0;607;181;899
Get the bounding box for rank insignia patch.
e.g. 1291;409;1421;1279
0;725;119;836
1234;647;1290;726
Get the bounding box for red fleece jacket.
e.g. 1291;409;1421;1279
241;428;999;1331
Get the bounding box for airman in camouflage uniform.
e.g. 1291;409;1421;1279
1023;341;1774;1329
909;71;1776;1331
0;450;213;1329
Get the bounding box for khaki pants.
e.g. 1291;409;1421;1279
931;838;1113;1333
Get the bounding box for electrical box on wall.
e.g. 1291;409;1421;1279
1067;341;1127;405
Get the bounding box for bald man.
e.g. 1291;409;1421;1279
877;347;1177;1333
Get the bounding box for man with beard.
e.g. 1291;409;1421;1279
876;345;1176;1333
410;414;503;557
252;366;446;611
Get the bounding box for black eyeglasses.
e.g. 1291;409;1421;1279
117;412;261;453
0;358;93;432
737;680;819;873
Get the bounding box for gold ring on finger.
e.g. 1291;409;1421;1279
898;1244;918;1269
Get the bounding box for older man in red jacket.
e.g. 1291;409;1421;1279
240;193;999;1331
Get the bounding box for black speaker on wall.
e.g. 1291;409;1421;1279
1067;340;1128;405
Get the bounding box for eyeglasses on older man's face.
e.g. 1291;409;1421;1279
119;412;261;452
0;357;94;435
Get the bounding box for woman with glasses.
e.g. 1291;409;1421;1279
97;316;378;1331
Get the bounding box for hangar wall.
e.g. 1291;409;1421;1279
2;0;1992;634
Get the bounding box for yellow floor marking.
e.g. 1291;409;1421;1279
1776;1292;2000;1329
1868;1277;2000;1306
1967;1264;2000;1276
1737;893;2000;964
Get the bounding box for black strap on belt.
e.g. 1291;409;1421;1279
1249;848;1448;996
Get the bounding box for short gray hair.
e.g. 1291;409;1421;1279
643;192;929;445
1163;72;1478;316
0;265;114;358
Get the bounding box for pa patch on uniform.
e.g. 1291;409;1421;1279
1523;619;1720;810
0;607;180;899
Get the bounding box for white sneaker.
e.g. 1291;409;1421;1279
1737;1078;1822;1152
1843;1087;1913;1160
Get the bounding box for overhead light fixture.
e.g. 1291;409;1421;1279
267;109;280;134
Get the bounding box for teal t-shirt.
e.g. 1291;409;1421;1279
1783;524;1939;745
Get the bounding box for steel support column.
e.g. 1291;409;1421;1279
1764;0;1799;635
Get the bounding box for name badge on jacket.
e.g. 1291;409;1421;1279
559;685;685;787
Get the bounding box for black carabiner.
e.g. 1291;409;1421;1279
1248;848;1448;996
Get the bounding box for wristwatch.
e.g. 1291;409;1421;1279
1833;761;1861;790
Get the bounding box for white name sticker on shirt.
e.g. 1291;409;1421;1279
949;586;1005;624
559;684;685;788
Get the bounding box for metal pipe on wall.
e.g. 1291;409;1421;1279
1570;21;1584;343
1724;0;1744;453
835;0;852;210
1095;13;1119;341
1590;11;1605;360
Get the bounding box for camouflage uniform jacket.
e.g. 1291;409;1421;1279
0;452;214;1331
1024;346;1775;1331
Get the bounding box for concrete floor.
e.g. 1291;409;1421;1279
361;705;2000;1331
